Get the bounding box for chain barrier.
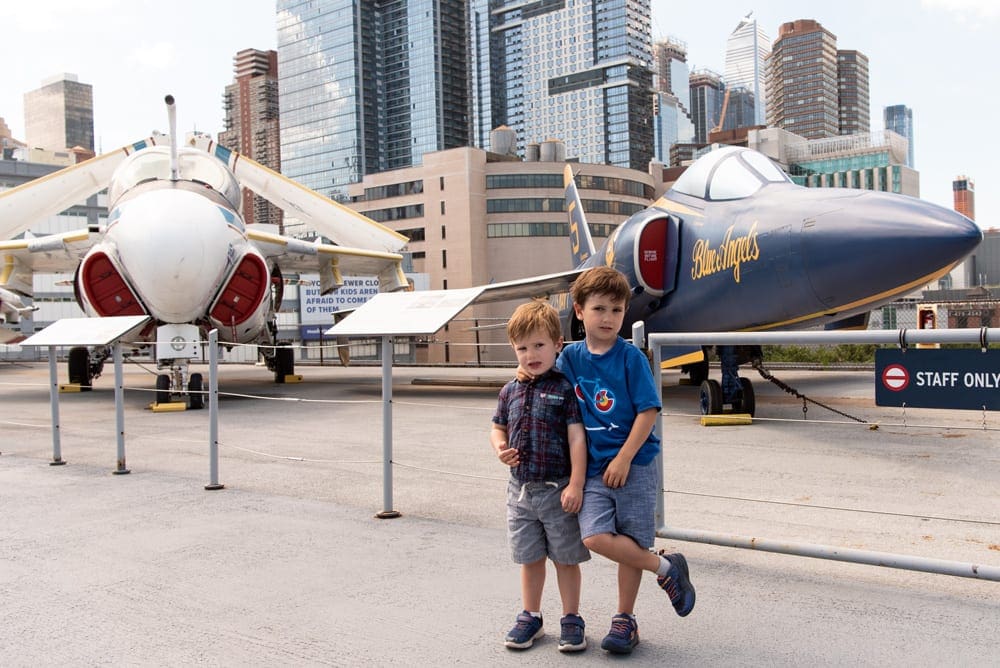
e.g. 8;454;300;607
751;358;870;425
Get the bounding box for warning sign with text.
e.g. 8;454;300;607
875;349;1000;411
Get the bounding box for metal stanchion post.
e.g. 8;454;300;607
48;346;65;466
205;329;224;490
376;334;400;518
112;342;129;474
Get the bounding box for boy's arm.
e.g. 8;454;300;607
560;422;587;513
490;424;519;467
602;407;658;489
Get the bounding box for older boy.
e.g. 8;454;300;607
529;267;696;655
490;300;591;652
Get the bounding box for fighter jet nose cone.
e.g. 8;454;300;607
801;192;982;311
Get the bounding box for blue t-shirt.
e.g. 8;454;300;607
557;337;662;478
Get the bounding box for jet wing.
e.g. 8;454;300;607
186;136;408;255
327;269;584;337
248;228;408;295
0;229;100;294
0;142;153;241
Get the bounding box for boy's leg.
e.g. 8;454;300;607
617;562;643;616
553;562;587;652
520;557;547;612
552;562;581;615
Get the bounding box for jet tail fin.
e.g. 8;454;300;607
564;165;596;267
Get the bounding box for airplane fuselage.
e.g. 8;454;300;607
74;147;273;346
559;156;981;340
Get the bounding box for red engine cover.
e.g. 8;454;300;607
210;254;268;326
80;251;147;317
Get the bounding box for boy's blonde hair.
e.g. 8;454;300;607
570;266;631;307
507;300;563;344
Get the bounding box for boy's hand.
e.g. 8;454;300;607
495;443;520;467
561;483;583;513
602;456;632;489
514;364;533;383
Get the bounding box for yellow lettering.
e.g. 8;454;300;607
689;222;761;284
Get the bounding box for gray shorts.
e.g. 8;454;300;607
507;478;591;566
578;460;658;549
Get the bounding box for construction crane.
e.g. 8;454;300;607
710;88;731;135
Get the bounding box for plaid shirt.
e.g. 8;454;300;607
492;369;582;483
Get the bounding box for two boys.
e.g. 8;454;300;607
491;266;696;655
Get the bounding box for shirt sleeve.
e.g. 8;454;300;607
492;382;511;426
626;345;662;413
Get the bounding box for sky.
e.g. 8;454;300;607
1;0;996;227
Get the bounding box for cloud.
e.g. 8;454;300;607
921;0;1000;21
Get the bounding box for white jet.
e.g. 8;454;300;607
0;96;408;406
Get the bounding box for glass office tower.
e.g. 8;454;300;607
884;104;914;168
724;14;769;127
276;0;468;202
473;0;654;170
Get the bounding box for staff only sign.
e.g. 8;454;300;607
875;348;1000;410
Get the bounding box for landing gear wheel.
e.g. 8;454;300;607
274;344;294;383
699;379;723;415
68;346;92;390
188;373;204;410
155;374;171;404
738;377;755;417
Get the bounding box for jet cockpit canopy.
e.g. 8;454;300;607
671;146;791;202
108;145;242;210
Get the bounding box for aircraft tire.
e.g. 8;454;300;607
155;374;171;404
68;346;92;390
274;344;294;383
188;373;204;410
738;377;755;417
699;379;723;415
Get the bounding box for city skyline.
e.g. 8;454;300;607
1;0;996;228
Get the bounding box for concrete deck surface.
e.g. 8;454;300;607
2;361;998;666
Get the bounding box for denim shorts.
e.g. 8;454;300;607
507;477;591;566
577;460;658;549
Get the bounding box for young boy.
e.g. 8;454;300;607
490;300;590;652
534;266;696;655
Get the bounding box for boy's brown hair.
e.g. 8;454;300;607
570;266;631;308
507;300;563;344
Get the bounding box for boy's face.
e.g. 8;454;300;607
511;328;562;377
573;292;626;349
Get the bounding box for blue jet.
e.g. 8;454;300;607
332;145;981;417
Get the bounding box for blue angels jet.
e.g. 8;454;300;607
333;145;981;416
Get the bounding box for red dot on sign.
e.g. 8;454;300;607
882;364;909;391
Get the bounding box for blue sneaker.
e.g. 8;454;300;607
504;611;543;649
558;614;586;652
657;551;696;617
600;613;638;654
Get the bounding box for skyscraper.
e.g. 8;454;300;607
276;0;468;203
724;13;769;127
884;104;914;168
219;49;283;228
953;176;975;221
689;70;725;143
651;37;695;163
23;73;94;153
767;20;869;140
837;50;870;136
473;0;654;170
